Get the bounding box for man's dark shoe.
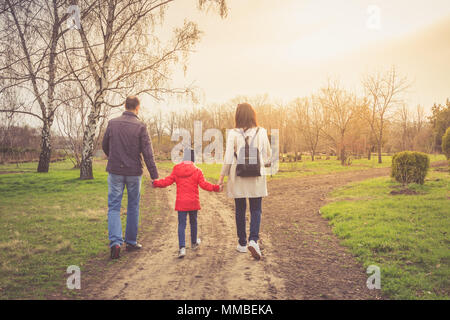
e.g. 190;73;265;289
126;243;143;252
110;244;121;259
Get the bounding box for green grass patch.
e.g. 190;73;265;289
157;154;446;181
320;170;450;299
0;160;157;299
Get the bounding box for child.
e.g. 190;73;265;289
152;148;222;258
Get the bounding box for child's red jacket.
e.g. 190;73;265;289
152;161;220;211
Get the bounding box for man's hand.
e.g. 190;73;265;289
218;184;224;192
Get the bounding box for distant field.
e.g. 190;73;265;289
157;154;446;182
0;160;158;299
320;167;450;300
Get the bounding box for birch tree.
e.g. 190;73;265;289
0;0;93;172
69;0;227;179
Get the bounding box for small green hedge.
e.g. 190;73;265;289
391;151;430;185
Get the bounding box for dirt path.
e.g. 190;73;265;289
85;180;286;300
262;168;391;300
83;163;447;300
260;161;447;299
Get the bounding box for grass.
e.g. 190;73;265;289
0;154;446;299
0;159;158;299
320;167;450;300
157;154;446;181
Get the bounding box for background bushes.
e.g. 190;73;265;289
391;151;430;185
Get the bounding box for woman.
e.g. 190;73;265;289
218;103;272;260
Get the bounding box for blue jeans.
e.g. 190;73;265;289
178;211;198;249
234;197;262;246
107;173;142;247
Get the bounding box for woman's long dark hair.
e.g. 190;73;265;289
235;103;258;131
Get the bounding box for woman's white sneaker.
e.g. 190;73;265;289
192;238;201;250
236;244;247;253
248;240;261;260
178;247;186;258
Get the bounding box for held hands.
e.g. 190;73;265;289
217;175;225;192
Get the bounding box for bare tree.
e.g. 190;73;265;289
56;84;110;168
293;96;324;161
362;66;410;163
68;0;227;179
166;110;179;138
152;108;166;145
398;104;410;151
319;80;356;165
0;0;94;172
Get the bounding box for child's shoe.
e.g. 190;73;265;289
192;238;201;250
248;240;261;260
236;244;247;253
178;247;186;259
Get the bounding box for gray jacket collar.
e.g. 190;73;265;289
122;111;139;119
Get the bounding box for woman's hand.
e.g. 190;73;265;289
218;175;225;187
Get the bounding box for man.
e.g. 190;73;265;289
102;96;158;259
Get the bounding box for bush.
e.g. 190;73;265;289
442;127;450;160
391;151;430;185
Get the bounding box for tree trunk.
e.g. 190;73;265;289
367;148;371;160
80;154;93;179
340;146;346;166
377;142;382;164
311;151;315;161
378;122;383;164
37;121;52;173
80;102;102;180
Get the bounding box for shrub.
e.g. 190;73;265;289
442;127;450;160
391;151;430;185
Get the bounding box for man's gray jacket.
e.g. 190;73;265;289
102;111;159;179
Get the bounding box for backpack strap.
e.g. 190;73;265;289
233;127;260;158
249;127;260;147
236;128;249;145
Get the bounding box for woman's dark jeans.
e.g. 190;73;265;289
178;211;198;249
234;197;262;246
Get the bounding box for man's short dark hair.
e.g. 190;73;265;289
125;96;140;110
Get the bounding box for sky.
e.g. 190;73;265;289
140;0;450;117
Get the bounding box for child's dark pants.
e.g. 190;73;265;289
178;211;198;248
